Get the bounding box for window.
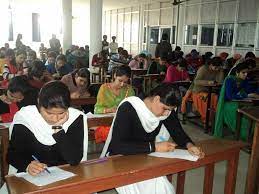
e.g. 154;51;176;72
160;28;171;42
201;25;214;46
217;24;233;47
184;25;198;45
150;27;159;44
236;23;256;48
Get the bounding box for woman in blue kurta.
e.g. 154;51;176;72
214;61;259;140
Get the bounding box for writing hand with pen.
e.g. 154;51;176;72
27;155;51;176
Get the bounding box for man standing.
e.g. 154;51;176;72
109;36;118;56
49;34;61;55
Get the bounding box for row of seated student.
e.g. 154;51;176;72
0;81;204;194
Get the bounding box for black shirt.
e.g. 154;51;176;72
7;115;84;172
107;102;193;156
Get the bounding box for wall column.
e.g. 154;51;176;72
90;0;103;66
62;0;72;54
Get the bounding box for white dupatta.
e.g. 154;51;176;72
100;96;174;194
10;105;88;161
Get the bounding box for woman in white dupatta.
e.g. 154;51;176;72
0;81;88;194
101;83;204;194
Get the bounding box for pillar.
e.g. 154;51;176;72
62;0;72;54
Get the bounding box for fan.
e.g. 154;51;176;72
172;0;188;6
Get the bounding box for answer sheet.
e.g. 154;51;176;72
149;149;199;161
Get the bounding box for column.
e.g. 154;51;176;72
62;0;72;54
90;0;103;67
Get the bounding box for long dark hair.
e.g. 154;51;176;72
147;83;181;106
38;81;70;109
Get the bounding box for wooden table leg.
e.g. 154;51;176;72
203;163;214;194
176;171;186;194
245;123;259;194
205;86;212;133
235;110;242;140
224;150;239;194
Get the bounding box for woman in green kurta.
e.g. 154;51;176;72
214;61;259;140
94;65;135;114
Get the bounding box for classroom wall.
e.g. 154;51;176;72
103;0;259;57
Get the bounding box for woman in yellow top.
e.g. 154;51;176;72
94;65;135;114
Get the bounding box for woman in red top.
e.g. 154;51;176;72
164;59;190;83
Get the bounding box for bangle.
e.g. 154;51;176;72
149;142;152;152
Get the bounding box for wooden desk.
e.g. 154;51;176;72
236;107;259;194
6;139;244;194
198;83;222;133
0;125;9;185
139;74;165;94
71;97;97;106
130;69;147;85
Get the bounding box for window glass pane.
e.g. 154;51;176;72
161;28;171;42
184;25;198;45
150;27;159;44
201;25;214;46
217;24;233;46
236;23;256;48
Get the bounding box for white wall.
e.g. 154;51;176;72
103;0;259;57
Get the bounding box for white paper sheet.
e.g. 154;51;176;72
86;112;115;118
15;166;76;186
149;149;199;161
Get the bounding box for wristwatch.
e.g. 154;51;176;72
52;126;63;133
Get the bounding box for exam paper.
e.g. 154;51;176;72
149;149;199;161
15;166;75;186
86;112;115;118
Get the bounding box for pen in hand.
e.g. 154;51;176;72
32;155;51;174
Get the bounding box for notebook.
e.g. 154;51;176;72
15;166;75;186
149;149;199;161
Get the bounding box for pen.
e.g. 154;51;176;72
32;155;51;174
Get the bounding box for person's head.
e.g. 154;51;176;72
233;53;242;60
118;47;124;54
52;34;56;39
161;33;168;41
7;76;31;103
177;59;187;71
85;45;89;52
159;56;168;66
55;54;66;68
191;49;199;58
15;49;27;65
103;35;107;41
234;62;249;80
47;51;57;64
4;43;9;49
145;83;181;117
74;68;90;88
245;52;255;60
112;36;116;42
138;53;146;63
208;57;222;71
27;50;37;60
5;49;15;62
38;81;70;125
17;33;22;40
28;60;46;80
120;49;128;59
0;47;5;58
113;65;131;89
219;52;229;60
40;43;44;47
175;46;181;52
